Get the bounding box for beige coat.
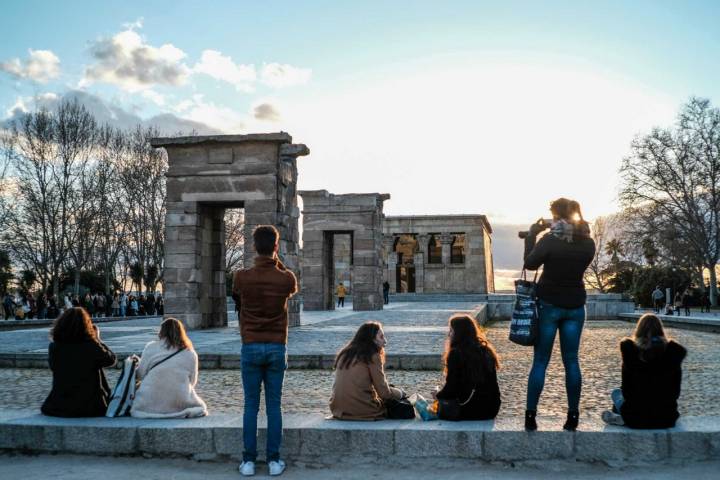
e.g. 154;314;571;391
130;341;208;419
329;353;402;420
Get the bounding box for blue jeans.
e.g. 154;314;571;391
611;388;624;412
526;299;585;412
241;343;287;463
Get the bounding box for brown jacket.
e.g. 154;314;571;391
329;353;402;420
232;256;298;344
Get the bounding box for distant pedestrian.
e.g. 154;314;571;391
145;293;156;316
336;282;347;308
129;296;139;316
383;281;390;305
651;286;664;313
3;293;14;320
682;290;691;316
111;294;120;317
119;292;128;317
156;294;164;316
674;292;683;317
701;291;711;313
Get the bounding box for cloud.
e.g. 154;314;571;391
260;63;311;88
3;90;221;135
182;94;245;133
193;50;256;92
82;28;189;91
253;102;281;122
140;89;165;107
0;49;61;83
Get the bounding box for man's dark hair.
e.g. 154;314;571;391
253;225;279;255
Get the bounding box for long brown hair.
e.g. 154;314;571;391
51;307;97;343
442;314;499;383
550;197;585;223
159;318;193;351
334;321;384;370
630;314;668;361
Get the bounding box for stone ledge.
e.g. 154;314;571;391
1;410;718;466
619;313;720;333
150;133;292;147
0;353;445;370
0;315;161;331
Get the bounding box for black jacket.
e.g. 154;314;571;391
523;231;595;308
436;348;501;420
620;338;686;429
41;340;116;417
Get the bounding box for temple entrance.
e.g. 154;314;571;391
154;133;308;329
396;265;416;293
300;190;389;311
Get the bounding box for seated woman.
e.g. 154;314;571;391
131;318;207;418
602;314;686;429
434;314;501;420
329;321;404;420
41;307;116;417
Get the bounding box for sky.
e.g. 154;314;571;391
2;0;720;244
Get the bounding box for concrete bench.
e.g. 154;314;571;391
1;409;718;467
618;313;720;333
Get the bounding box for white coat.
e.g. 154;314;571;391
130;340;208;419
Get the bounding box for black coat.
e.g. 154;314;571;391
620;338;686;429
41;340;116;417
436;347;501;420
523;230;596;309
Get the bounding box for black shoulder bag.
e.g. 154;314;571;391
437;389;475;421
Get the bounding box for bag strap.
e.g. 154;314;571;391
520;269;539;283
146;348;185;375
458;388;475;406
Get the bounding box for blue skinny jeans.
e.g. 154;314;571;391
241;343;287;463
526;299;585;413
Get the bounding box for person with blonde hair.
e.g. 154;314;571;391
130;317;207;418
602;314;686;428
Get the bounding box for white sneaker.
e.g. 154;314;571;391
601;410;625;426
268;459;286;476
238;461;255;476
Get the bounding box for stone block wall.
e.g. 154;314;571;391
153;134;308;329
300;190;389;311
383;215;494;294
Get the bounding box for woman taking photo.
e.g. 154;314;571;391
41;307;116;417
523;198;596;431
329;321;404;420
434;314;501;420
131;318;207;418
602;314;686;428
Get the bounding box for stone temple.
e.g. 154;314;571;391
153;133;495;328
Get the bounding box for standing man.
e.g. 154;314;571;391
119;292;128;317
233;225;297;477
651;285;664;313
336;282;347;308
382;280;390;305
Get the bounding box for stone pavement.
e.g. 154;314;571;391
2;317;719;419
3;454;719;479
0;302;483;358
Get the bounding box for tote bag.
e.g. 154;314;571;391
509;270;539;346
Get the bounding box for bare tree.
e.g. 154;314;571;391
225;208;245;272
620;97;720;305
584;216;612;293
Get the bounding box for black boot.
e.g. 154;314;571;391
525;410;537;431
563;411;579;431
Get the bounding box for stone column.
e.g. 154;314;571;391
383;236;397;293
414;234;428;294
440;233;454;292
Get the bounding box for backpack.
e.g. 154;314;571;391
106;356;139;417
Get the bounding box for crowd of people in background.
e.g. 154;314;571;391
1;290;164;320
651;284;712;316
